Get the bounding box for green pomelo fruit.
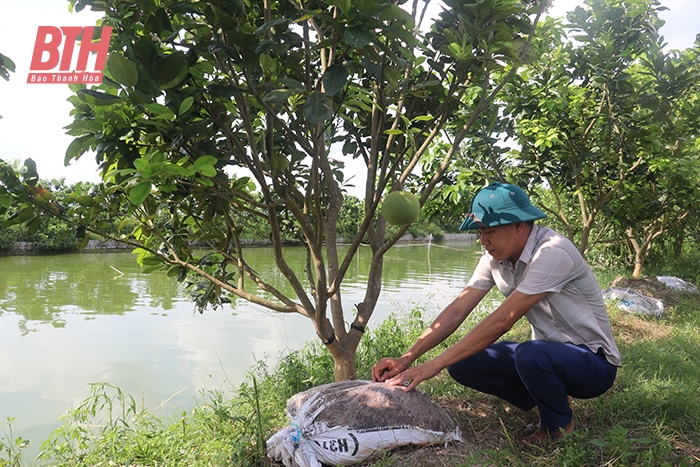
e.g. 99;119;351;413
381;191;420;226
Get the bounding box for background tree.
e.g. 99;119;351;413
452;0;700;277
608;42;700;276
1;0;545;381
509;0;671;256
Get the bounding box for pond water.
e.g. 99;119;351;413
0;239;480;461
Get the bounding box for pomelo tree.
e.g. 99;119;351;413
2;0;544;381
445;0;700;276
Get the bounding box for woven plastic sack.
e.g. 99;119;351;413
602;287;664;316
656;276;699;293
266;380;462;467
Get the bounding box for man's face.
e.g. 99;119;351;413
476;223;522;262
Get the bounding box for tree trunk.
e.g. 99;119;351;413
673;229;684;257
329;343;358;381
632;255;645;279
579;222;591;257
576;189;594;256
627;225;661;279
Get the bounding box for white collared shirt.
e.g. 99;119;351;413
467;225;621;366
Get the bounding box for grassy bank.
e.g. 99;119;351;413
2;271;699;467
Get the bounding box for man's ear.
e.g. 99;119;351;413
515;222;529;235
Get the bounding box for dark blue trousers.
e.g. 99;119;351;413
447;341;617;431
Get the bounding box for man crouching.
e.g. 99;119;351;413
372;182;620;444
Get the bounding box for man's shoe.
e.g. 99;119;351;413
521;419;575;445
523;396;574;438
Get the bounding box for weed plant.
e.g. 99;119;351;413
0;227;19;252
0;418;27;467
2;270;699;466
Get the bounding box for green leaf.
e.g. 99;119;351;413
322;64;347;96
303;91;333;124
198;165;217;177
178;96;194;115
163;163;187;176
259;54;278;75
195;177;214;186
3;207;35;228
0;52;16;81
224;31;259;68
231;176;253;191
345;28;373;48
207;84;246;97
118;218;131;234
412;115;434;122
192;156;218;177
0;52;16;72
377;4;415;28
278;78;305;91
357;0;384;16
129;181;152;205
331;0;352;16
21;158;39;185
167;266;181;277
192;155;218;168
78;89;123;106
107;54;138;87
134;36;159;68
65;135;93;164
96;220;111;230
26;216;42;236
76;231;90;249
151;52;188;90
133;247;150;267
0;194;12;208
133;158;151;174
262;89;298;102
255;18;289;35
143;264;166;274
145;102;175;120
269;154;288;173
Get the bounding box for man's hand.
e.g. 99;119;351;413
385;360;442;392
371;357;408;382
371;288;487;385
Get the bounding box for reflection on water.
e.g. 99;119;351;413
0;253;183;332
0;241;479;460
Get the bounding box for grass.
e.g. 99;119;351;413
1;270;699;467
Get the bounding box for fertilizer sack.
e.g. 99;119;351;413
602;287;664;316
656;276;699;293
266;380;462;467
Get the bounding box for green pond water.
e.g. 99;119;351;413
0;240;480;461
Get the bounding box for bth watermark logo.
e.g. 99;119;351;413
27;26;112;84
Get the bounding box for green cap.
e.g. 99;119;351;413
459;182;546;230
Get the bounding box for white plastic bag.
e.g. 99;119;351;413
266;380;462;467
602;287;664;316
656;276;699;293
